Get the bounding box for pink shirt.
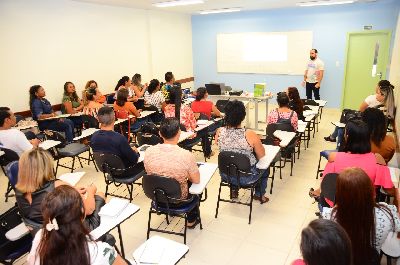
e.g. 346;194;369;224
144;144;199;199
164;104;197;132
323;152;393;189
267;109;298;131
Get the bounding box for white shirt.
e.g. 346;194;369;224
144;91;165;112
27;229;117;265
364;94;383;108
0;128;32;156
306;57;324;83
322;203;400;252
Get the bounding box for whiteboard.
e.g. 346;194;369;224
217;31;313;75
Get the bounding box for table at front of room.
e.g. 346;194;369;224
208;94;272;132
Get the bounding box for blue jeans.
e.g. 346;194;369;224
330;127;344;150
220;166;269;197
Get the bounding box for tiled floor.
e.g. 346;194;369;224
1;103;343;265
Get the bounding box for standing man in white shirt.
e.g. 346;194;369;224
0;107;39;156
303;49;325;100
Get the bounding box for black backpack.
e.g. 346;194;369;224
276;109;294;126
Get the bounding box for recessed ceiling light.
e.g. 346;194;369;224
199;8;241;15
153;0;204;8
296;0;356;7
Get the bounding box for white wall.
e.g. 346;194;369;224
0;0;193;112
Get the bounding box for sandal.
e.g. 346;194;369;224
253;195;269;204
309;188;320;203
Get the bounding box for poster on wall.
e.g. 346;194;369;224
217;31;313;75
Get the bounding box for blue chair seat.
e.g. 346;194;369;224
320;150;335;159
151;196;199;215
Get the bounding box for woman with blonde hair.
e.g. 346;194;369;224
15;148;104;232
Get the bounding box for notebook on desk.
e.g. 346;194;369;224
99;198;129;217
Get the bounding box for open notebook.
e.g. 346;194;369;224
57;172;85;186
98;198;129;217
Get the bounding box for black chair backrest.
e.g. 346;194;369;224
215;99;230;113
142;174;182;205
106;93;115;104
143;104;159;112
93;152;125;174
320;173;338;205
137;132;163;146
218;151;252;186
139;122;159;135
0;147;19;167
134;98;145;110
264;122;295;145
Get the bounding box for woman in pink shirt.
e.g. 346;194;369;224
310;120;395;206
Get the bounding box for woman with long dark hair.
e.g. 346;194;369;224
191;87;221;119
322;167;400;265
310;120;395;207
29;85;75;142
27;185;127;265
144;79;166;112
115;75;145;102
287;87;304;121
113;88;147;130
61;81;83;114
164;87;213;158
362;107;395;163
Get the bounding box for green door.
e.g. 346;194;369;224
342;31;391;110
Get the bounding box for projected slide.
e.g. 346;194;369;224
217;31;313;75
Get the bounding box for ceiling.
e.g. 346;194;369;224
72;0;377;14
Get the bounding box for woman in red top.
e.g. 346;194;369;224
191;87;221;119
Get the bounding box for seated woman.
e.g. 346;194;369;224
82;87;103;120
132;73;148;96
287;87;305;121
362;107;395;163
164;86;213;158
322;167;400;265
29;85;75;142
191;87;221;119
114;76;146;103
62;81;84;128
27;185;126;265
113;88;146;131
144;79;166;112
15;148;105;233
84;80;106;104
61;82;84;114
216;100;269;203
292;219;352;265
310;120;396;207
325;80;395;144
267;92;298;131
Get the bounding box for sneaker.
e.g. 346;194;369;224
324;136;336;142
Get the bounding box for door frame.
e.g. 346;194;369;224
341;30;392;109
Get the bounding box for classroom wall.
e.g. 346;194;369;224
0;0;193;112
192;0;400;108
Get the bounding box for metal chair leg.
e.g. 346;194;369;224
215;183;222;218
248;187;254;224
147;207;152;239
316;154;322;179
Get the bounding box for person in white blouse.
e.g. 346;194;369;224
322;168;400;265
